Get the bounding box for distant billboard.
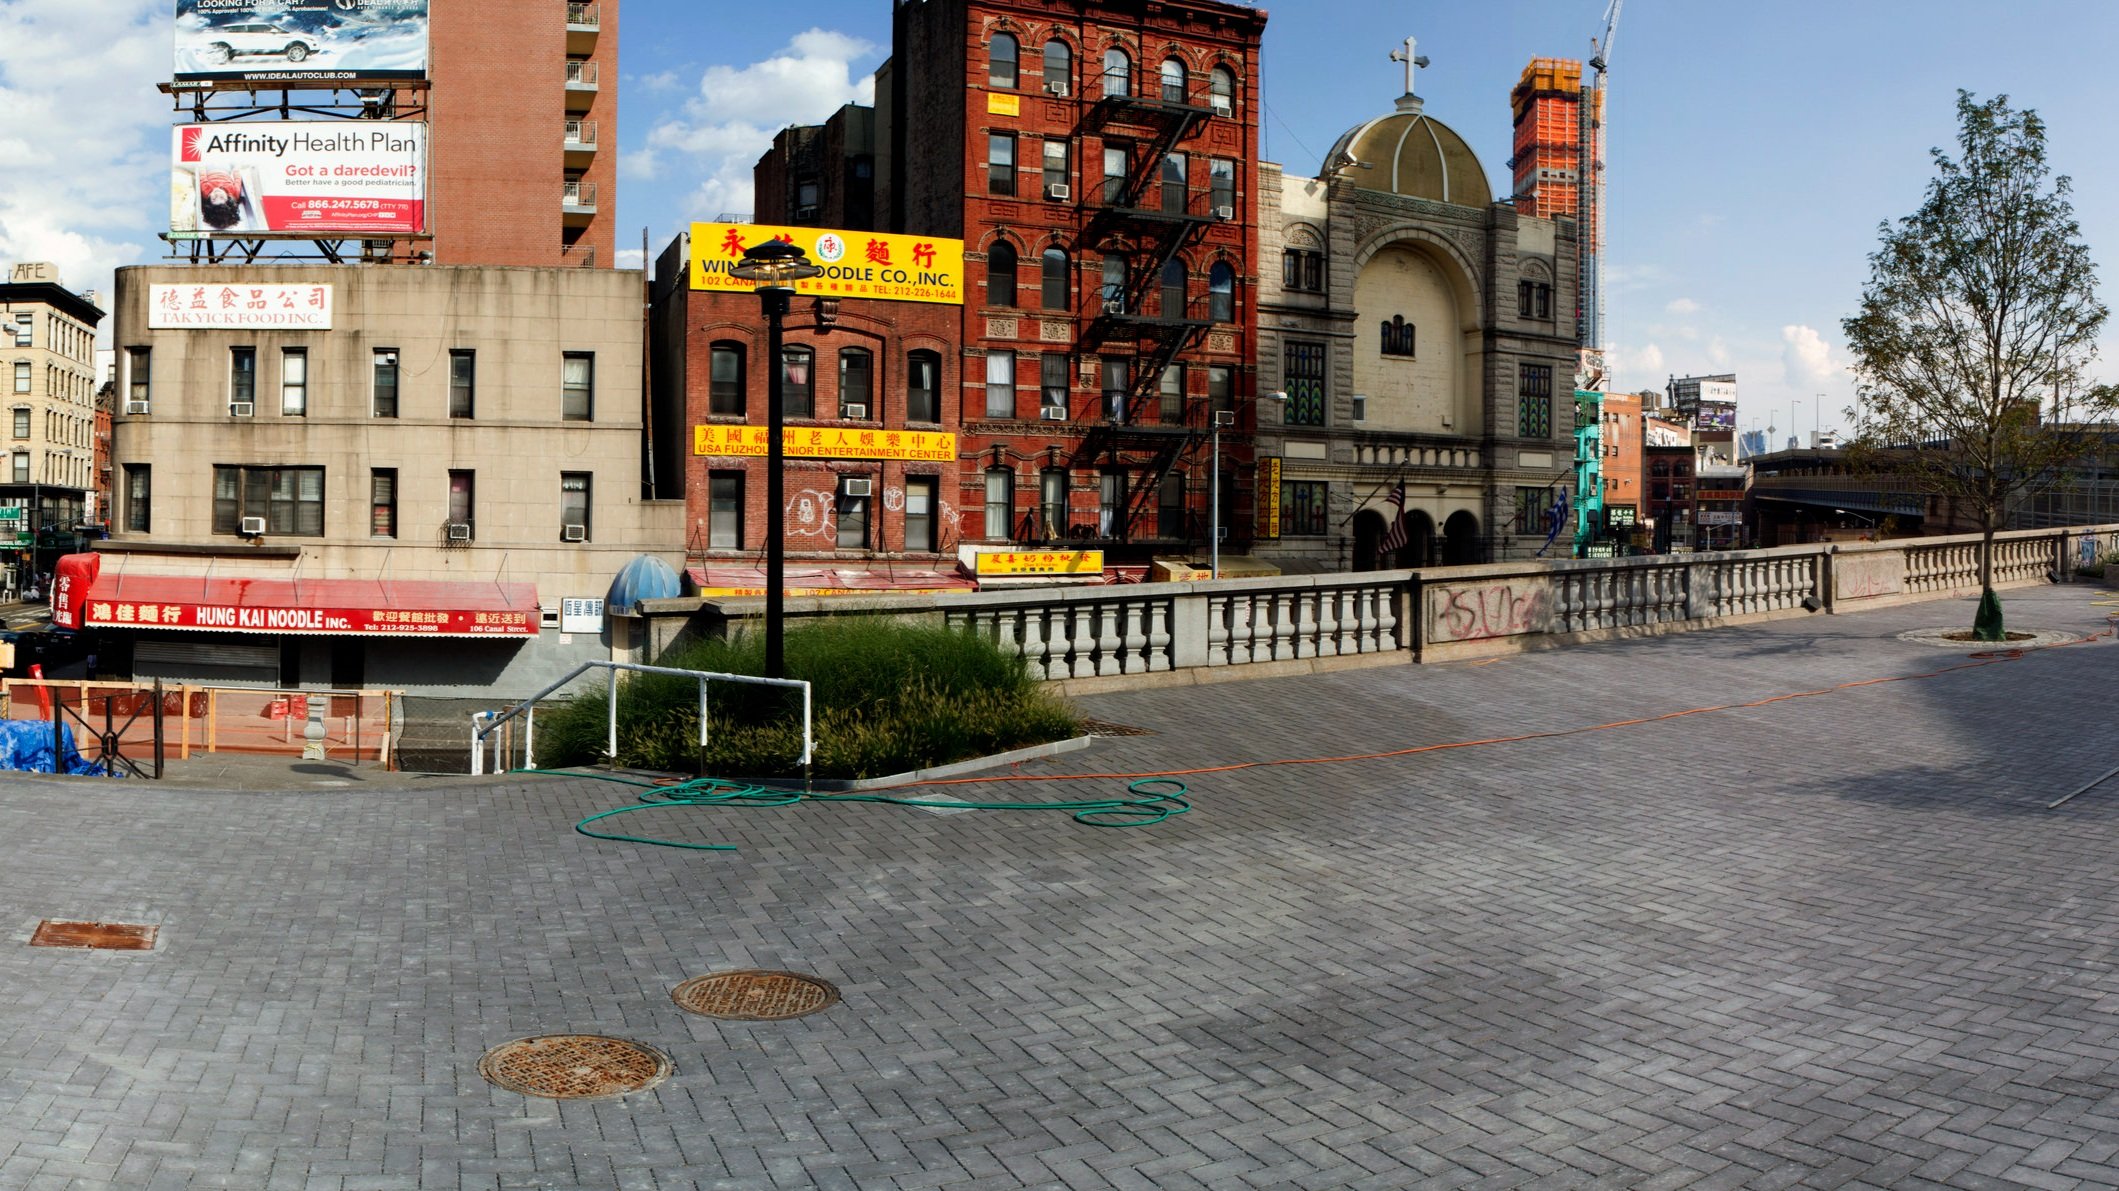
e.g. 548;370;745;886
174;1;429;83
1695;401;1737;432
170;122;426;235
690;223;965;306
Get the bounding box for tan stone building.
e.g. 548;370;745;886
92;264;681;694
0;261;103;591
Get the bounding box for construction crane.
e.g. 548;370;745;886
1579;0;1622;387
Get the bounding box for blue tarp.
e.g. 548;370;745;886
0;719;122;776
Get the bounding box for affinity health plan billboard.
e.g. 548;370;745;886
171;122;427;235
174;0;429;83
690;223;964;306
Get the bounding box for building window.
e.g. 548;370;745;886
1040;469;1067;537
1208;262;1235;323
1208;365;1233;414
124;464;150;532
8;315;28;348
370;469;397;537
1520;364;1554;438
1282;248;1324;293
781;346;813;417
1160;57;1187;103
9;408;25;439
1101;47;1130;97
984;351;1015;418
1284;341;1326;426
984;468;1014;540
448;470;475;537
1098;470;1124;536
1380;314;1416;357
1210;157;1235;212
904;475;937;553
987;241;1018;307
11;361;27;394
1282;481;1328;535
372;349;399;417
1159;364;1184;422
1516;486;1552;538
560;472;591;541
1040;352;1070;414
1041;248;1070;311
1101;255;1127;312
449;350;475;418
839;348;872;418
1518;280;1553;320
710;342;745;417
280;348;307;416
708;471;743;549
562;352;594;420
1210;66;1235;111
212;465;325;536
906;349;939;423
10;451;25;483
1042;39;1071;91
1042;138;1069;195
1160;257;1187;319
126;347;150;409
1161;153;1186;214
229;346;256;410
1101;356;1130;422
989;31;1017;89
1158;472;1185;538
987;132;1016;196
1102;144;1128;204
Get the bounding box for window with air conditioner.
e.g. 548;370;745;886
1042;38;1070;94
448;469;474;540
239;516;267;536
838;347;871;419
836;476;871;548
125;347;150;413
229;345;255;413
560;472;590;542
212;465;325;537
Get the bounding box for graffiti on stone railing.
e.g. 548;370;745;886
1833;553;1904;602
1428;580;1553;643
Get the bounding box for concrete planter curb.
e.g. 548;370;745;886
761;733;1095;792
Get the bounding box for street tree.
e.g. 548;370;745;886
1842;90;2118;640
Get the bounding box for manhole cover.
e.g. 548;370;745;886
672;970;839;1020
31;921;157;950
477;1035;672;1100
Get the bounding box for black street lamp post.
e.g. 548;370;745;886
730;239;822;679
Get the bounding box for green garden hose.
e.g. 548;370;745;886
520;769;1190;852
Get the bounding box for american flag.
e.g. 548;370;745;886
1377;482;1408;554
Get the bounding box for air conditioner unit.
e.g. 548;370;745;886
1102;299;1125;315
842;478;872;497
561;523;586;542
238;516;266;536
1211;97;1233;116
124;401;150;415
1040;405;1068;421
842;403;868;420
229;401;254;417
1046;183;1071;201
1213;205;1235;220
1046;80;1069;96
445;522;472;542
1213;410;1236;427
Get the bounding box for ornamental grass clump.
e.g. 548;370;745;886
531;617;1079;779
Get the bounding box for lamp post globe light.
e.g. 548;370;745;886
729;238;822;679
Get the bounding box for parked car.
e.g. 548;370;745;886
202;22;322;64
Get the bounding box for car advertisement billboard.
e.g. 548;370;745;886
174;1;429;83
171;122;426;235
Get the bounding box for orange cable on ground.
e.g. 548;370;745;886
888;627;2113;791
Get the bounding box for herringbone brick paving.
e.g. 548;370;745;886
4;586;2119;1188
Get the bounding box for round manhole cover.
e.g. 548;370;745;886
477;1035;672;1100
672;970;840;1020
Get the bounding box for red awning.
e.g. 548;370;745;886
686;565;974;597
78;575;540;637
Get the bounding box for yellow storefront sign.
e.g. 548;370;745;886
1259;457;1282;539
975;550;1104;576
693;425;957;462
690;222;964;306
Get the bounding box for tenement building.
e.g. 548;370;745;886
1254;58;1581;571
0;262;103;591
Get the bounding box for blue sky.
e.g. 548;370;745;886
5;0;2119;442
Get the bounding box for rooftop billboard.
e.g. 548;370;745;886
171;122;427;236
174;1;429;83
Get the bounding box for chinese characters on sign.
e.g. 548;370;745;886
974;550;1105;576
693;425;957;462
560;598;604;634
147;283;334;329
80;600;534;635
689;222;965;306
1257;458;1282;539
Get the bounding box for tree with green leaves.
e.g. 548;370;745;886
1842;90;2118;640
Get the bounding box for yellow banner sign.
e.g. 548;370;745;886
987;92;1020;116
690;222;965;306
694;424;957;462
1259;458;1282;539
975;550;1105;576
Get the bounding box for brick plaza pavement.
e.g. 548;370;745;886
3;584;2119;1189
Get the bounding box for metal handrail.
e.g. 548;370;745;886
470;660;811;776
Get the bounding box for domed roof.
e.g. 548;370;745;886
1321;96;1492;208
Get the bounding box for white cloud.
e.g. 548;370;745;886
1780;324;1840;387
0;0;169;309
1707;336;1732;368
1665;297;1699;316
638;28;877;220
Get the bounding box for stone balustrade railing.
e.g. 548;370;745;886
641;524;2119;691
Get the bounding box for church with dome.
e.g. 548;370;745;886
1254;45;1583;570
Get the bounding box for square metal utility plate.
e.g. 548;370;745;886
30;920;158;950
